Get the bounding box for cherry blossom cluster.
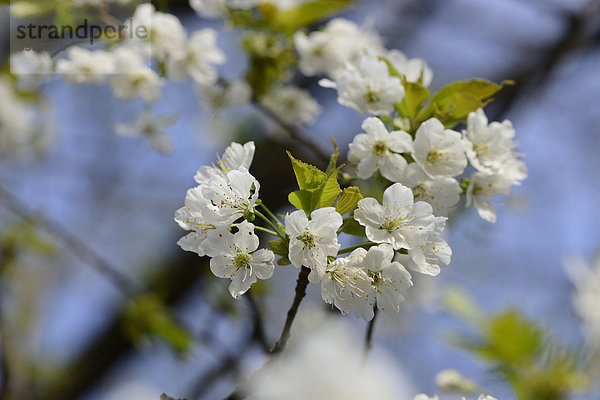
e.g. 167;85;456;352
8;3;238;154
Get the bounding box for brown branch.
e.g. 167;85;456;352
270;267;310;354
363;305;379;360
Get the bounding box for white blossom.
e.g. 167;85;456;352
294;18;384;78
348;117;413;181
320;53;404;116
354;183;435;250
320;248;373;319
402;163;461;216
129;3;187;61
565;250;600;347
435;368;478;393
10;50;53;86
167;29;225;85
201;169;260;227
464;108;516;173
356;244;413;318
261;86;322;125
401;216;451;276
413;118;467;178
56;47;115;84
386;49;433;87
109;47;163;103
203;221;274;298
190;0;227;18
175;186;216;256
465;171;512;223
115;111;177;154
285;207;343;281
413;395;439;400
194;141;255;185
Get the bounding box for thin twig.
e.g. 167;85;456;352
270;267;310;354
363;305;379;360
0;184;140;296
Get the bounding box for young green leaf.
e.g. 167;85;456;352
269;239;289;257
287;151;326;190
336;186;363;215
319;165;343;208
396;81;431;120
273;0;352;33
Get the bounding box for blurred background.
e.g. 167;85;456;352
1;0;600;399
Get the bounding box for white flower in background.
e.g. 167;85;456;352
194;141;255;184
202;221;274;298
294;18;384;78
201;169;260;227
464;108;516;173
386;49;433;87
477;396;498;400
190;0;227;18
174;186;216;256
197;80;251;111
354;183;435;250
500;155;528;186
115;111;177;154
129;3;187;61
348;117;413;181
167;29;225;85
285;208;343;281
56;47;115;84
109;48;163;103
402;163;461;215
360;244;412;317
261;86;322;125
321;54;404;116
565;250;600;347
0;78;54;156
465;171;512;223
399;216;451;276
252;310;410;400
414;395;439;400
413;118;467;178
320;248;373;319
435;368;478;393
10;50;53;86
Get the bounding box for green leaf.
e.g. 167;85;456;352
277;257;291;266
287;151;326;190
336;186;363;215
396;81;431;119
272;0;352;33
338;217;366;237
268;240;288;257
10;1;55;18
418;79;513;128
319;165;343;208
123;295;192;355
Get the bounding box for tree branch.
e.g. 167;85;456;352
363;306;379;359
270;267;310;354
245;291;270;353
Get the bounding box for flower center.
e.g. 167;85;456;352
365;88;380;104
233;252;252;270
297;231;316;249
373;141;387;156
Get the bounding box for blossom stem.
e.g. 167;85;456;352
363;305;379;359
255;210;286;240
259;202;284;227
271;267;311;353
253;226;279;237
337;242;376;255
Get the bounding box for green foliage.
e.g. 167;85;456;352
396;81;431;120
418;79;513;128
122;295;192;356
0;221;55;274
10;0;55;18
338;217;366;237
446;289;589;400
287;151;342;214
270;0;352;34
336;186;363;215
